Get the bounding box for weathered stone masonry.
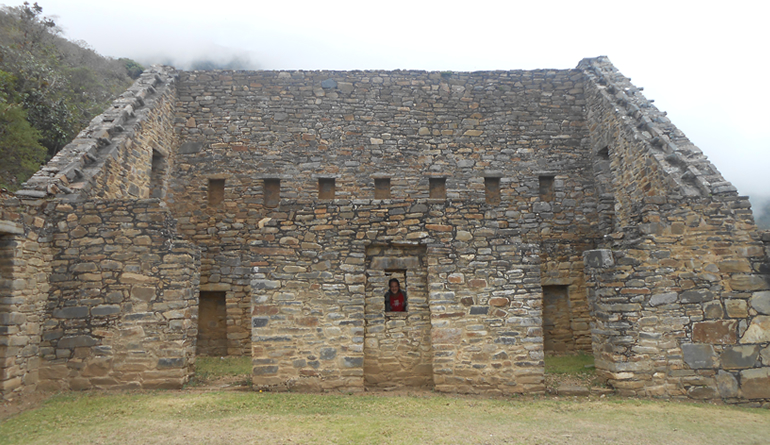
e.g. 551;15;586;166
1;67;199;396
1;57;767;404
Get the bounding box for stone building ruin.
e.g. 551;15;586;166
1;57;768;404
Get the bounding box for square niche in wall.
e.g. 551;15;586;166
318;178;335;200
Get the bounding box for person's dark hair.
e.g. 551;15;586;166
388;278;400;287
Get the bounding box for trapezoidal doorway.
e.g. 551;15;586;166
196;291;227;356
364;244;433;389
542;285;575;353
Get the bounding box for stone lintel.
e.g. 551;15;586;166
0;221;23;235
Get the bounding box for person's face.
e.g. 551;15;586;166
389;281;400;293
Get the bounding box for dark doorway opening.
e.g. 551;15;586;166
542;285;574;353
197;291;227;356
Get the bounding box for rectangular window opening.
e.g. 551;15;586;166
539;176;554;202
485;177;501;205
384;270;407;313
150;150;166;198
374;177;391;199
319;178;335;200
429;177;446;200
264;178;280;207
208;178;225;207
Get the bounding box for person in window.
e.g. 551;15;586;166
385;278;407;312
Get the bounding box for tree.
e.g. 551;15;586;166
0;2;138;187
0;69;46;189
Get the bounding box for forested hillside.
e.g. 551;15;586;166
0;2;142;190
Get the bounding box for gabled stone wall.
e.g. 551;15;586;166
581;57;770;405
0;66;197;400
13;66;178;201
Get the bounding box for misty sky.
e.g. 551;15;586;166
23;0;770;199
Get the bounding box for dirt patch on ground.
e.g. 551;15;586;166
0;390;52;421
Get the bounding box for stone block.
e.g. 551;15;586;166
720;345;760;369
725;299;748;318
58;335;98;349
432;328;462;344
649;292;677;307
716;370;739;398
692;320;737;344
252;317;269;328
680;289;713;304
369;256;421;270
717;260;751;273
730;275;768;292
489;297;509;307
703;301;724;319
0;312;25;325
343;357;363;368
157;357;185;369
583;250;614;269
469;306;488;315
682;343;716;369
750;291;770;315
180;142;203;154
740;368;770;399
82;359;113;377
131;286;155;301
320;348;337;360
740;316;770;344
91;305;121;316
120;273;157;284
53;306;89;319
253;366;279;376
687;386;718;399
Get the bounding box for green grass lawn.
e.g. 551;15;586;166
1;391;768;445
1;355;767;444
187;356;252;387
544;352;595;375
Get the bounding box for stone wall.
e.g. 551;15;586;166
0;210;50;400
4;57;765;404
37;199;199;391
581;57;770;406
248;200;543;395
168;68;601;362
0;65;194;399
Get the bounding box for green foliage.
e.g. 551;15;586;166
0;2;137;187
0;71;46;190
119;57;144;79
